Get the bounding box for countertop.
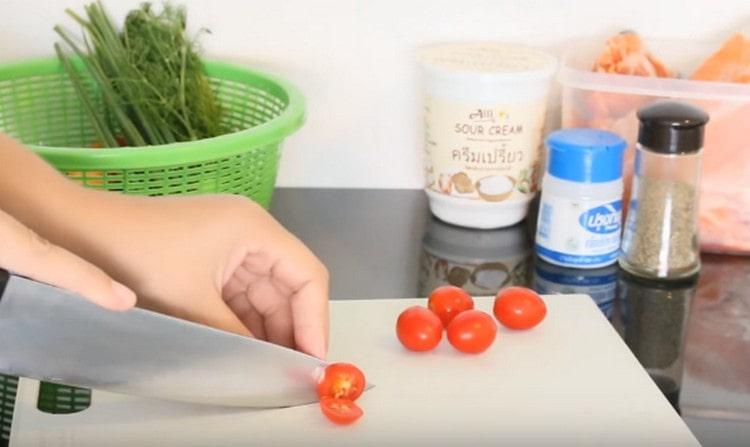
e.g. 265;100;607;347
270;188;750;447
1;188;747;447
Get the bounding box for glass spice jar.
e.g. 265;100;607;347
619;101;709;279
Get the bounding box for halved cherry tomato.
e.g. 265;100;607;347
493;286;547;330
428;285;474;327
446;310;497;354
396;306;443;352
320;396;363;425
317;363;366;401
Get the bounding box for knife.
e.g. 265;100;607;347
0;268;327;408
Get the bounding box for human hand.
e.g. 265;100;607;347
0;133;327;357
73;193;330;359
0;207;135;310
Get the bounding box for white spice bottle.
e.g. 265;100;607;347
535;129;626;268
419;43;556;229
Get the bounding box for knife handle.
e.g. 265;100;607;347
0;268;8;300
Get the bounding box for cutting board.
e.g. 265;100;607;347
9;295;699;447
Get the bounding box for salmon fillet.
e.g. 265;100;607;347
691;33;750;82
593;31;672;77
568;32;750;255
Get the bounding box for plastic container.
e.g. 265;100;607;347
559;38;750;255
419;43;556;228
0;57;305;208
620;101;708;279
535;129;626;269
418;216;532;297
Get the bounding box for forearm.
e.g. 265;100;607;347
0;134;136;309
0;134;83;226
0;134;231;297
0;134;126;277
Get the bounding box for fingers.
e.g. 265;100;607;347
224;287;266;339
191;304;252;337
271;236;330;359
243;240;328;358
286;269;329;359
0;209;136;311
228;256;295;348
163;287;252;338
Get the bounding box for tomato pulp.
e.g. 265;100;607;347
320;397;364;425
317;362;366;401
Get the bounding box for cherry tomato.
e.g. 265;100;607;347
396;306;443;352
428;285;474;327
317;363;366;401
446;310;497;354
493;286;547;330
320;397;363;425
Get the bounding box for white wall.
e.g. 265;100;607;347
0;0;748;188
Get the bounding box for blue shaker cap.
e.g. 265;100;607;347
546;128;627;183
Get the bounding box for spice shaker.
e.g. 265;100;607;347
535;129;626;269
620;101;709;279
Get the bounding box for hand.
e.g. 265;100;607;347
0;133;328;358
70;193;330;359
0;207;135;310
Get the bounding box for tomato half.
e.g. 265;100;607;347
428;285;474;327
317;363;366;401
493;286;547;330
396;306;443;352
320;397;363;425
446;310;497;354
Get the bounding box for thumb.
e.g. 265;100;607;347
0;209;136;311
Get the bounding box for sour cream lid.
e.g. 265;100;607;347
418;42;557;80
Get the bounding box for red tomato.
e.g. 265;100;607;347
317;363;366;401
396;306;443;352
446;310;497;354
428;285;474;327
493;286;547;330
320;397;363;425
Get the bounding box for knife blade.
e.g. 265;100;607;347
0;268;327;408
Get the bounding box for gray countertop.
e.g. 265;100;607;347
271;187;750;447
272;188;431;300
1;187;746;447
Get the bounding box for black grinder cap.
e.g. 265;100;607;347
637;101;710;154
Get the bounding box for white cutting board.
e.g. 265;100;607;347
9;295;699;447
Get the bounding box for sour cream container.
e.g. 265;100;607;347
419;42;556;229
535;129;626;269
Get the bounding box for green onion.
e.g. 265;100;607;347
55;1;223;147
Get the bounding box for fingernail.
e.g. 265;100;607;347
111;281;137;308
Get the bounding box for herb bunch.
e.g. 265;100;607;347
54;1;223;147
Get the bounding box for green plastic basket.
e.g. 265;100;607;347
0;374;17;445
36;382;91;415
0;57;305;208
